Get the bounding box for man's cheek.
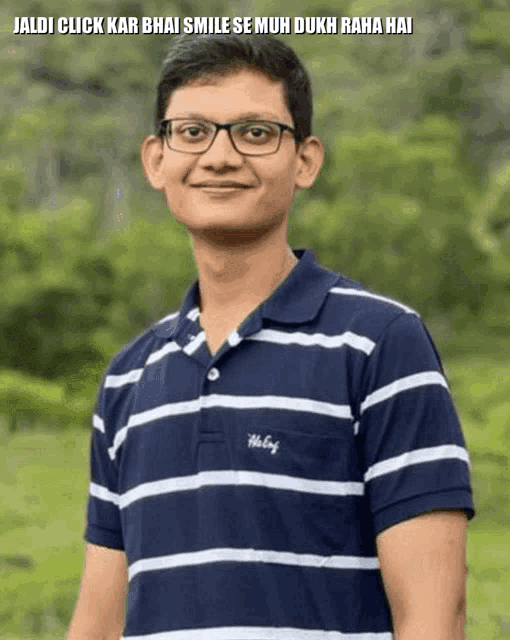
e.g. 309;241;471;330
164;189;186;212
175;195;187;211
266;176;293;200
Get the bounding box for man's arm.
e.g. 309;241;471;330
67;543;128;640
376;508;468;640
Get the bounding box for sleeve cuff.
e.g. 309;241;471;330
373;489;475;538
84;523;124;550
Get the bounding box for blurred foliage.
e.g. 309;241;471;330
0;201;195;431
1;0;509;433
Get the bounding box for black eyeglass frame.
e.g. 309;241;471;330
158;119;297;156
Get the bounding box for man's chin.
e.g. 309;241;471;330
193;226;276;249
177;216;287;249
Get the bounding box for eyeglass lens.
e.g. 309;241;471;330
166;120;282;154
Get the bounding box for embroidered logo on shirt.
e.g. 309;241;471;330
247;433;280;455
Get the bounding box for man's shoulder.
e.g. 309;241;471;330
322;272;420;336
103;311;180;382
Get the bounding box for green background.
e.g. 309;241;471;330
1;0;509;637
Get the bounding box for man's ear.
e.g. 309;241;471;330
294;136;325;192
140;135;166;192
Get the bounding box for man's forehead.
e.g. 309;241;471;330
165;68;290;120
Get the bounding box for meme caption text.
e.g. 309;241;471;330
14;16;414;35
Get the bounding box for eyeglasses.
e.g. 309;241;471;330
158;118;296;156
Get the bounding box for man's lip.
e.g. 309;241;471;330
190;183;254;188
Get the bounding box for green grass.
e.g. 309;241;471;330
0;351;509;639
0;422;90;640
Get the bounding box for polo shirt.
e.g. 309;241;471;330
85;247;475;640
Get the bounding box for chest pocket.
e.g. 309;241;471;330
234;417;358;484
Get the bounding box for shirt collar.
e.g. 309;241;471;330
153;248;340;340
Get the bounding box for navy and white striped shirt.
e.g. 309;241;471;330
85;247;475;639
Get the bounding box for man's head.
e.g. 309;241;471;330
154;33;313;145
141;34;323;248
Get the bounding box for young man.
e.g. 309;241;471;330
68;34;475;640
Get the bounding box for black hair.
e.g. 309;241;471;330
154;33;312;144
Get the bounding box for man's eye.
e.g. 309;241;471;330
182;126;207;137
240;124;277;143
174;123;209;139
247;126;270;138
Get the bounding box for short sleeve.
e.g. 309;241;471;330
356;312;476;537
84;377;124;550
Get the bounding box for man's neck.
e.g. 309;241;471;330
194;238;298;321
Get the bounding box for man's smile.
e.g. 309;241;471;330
190;181;255;188
190;181;256;196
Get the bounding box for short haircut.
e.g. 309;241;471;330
154;34;313;144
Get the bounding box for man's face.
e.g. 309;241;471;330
151;69;304;245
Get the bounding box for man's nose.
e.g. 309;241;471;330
198;129;244;167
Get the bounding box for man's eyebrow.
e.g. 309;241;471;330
169;112;285;122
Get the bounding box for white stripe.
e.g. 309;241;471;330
183;331;206;355
155;311;179;325
89;481;119;505
360;371;448;414
146;340;181;365
93;414;104;433
104;368;143;388
108;399;200;460
103;344;181;393
122;626;393;639
200;394;352;419
129;547;379;581
108;395;352;460
187;306;200;321
118;470;364;509
365;444;471;482
248;329;375;355
330;286;418;315
108;425;128;459
104;345;181;392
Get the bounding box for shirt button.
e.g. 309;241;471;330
207;367;220;381
229;331;242;346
